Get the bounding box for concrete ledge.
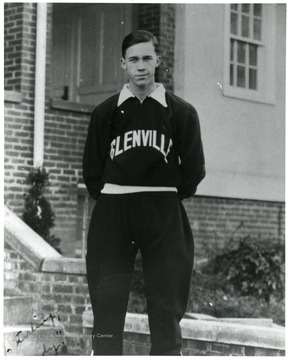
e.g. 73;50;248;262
4;205;62;270
185;313;274;328
210;317;274;327
41;257;86;274
83;311;285;351
180;318;285;350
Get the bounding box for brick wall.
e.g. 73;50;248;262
4;3;23;92
184;196;285;259
4;99;34;214
4;242;91;355
42;109;90;255
137;4;175;92
158;4;175;92
4;3;37;215
4;3;37;93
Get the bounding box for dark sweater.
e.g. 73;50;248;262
83;91;205;200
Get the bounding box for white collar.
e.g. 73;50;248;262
117;83;168;108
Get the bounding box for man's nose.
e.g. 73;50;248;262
137;60;146;70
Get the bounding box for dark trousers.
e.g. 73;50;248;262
86;192;194;355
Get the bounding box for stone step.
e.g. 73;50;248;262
4;324;67;356
4;296;32;326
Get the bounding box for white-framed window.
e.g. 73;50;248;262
223;4;276;104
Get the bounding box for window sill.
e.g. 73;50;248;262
223;86;276;105
4;90;22;103
50;98;95;114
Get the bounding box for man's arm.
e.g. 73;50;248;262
82;109;110;200
176;106;205;200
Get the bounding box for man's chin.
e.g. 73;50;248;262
134;79;150;87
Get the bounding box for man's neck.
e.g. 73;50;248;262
128;82;158;101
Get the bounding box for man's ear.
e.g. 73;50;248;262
156;55;162;68
121;58;127;70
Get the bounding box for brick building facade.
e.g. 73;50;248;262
4;3;285;257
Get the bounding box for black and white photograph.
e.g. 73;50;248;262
3;1;286;356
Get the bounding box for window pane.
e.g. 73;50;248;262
230;39;235;61
237;42;246;64
231;12;238;35
237;66;246;87
231;4;238;11
241;15;250;37
253;4;262;17
249;68;257;89
253;18;262;40
241;4;250;14
230;64;234;86
249;44;257;66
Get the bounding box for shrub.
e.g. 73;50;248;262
127;237;285;326
205;236;285;301
188;236;285;325
188;270;285;326
22;167;62;254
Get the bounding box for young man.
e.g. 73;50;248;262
83;30;205;355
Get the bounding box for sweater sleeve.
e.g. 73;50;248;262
176;106;205;200
82;108;111;200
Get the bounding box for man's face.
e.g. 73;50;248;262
121;41;161;89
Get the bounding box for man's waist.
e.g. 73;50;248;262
101;183;177;194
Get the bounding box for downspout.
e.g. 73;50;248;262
33;3;47;168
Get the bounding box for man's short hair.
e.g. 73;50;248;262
122;30;160;58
